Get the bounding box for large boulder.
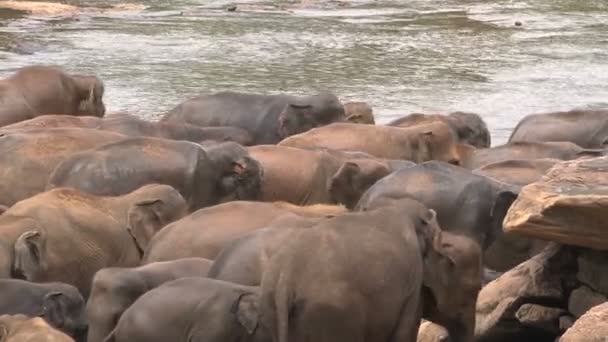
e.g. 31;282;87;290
475;244;578;341
417;320;449;342
504;157;608;250
568;285;607;318
577;249;608;295
560;302;608;341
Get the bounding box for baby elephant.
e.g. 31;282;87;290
0;279;86;340
86;258;213;342
0;314;74;342
104;277;270;342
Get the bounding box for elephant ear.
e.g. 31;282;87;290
127;199;165;253
13;230;46;281
0;324;7;342
41;292;66;329
488;190;518;249
231;293;260;335
415;131;434;162
417;209;440;256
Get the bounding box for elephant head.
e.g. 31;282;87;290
328;160;391;209
218;156;263;202
447;112;491;148
419;225;482;342
39;288;87;340
344;102;375;124
277;92;345;138
206;142;264;203
72;75;105;117
414;123;462;165
226;291;271;342
125;184;189;253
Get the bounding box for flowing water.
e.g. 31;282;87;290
1;0;607;144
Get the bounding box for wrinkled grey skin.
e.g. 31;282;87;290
472;158;560;187
104;277;271;342
2;114;254;145
0;279;86;341
356;161;518;250
388;111;491;148
86;258;213;342
162;91;346;144
0;184;187;297
142;201;346;263
208;217;327;286
0;65;105;127
462;141;604;169
509;109;608;148
0;128;126;207
48;139;263;212
261;198;482;342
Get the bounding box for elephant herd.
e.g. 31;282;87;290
0;64;606;342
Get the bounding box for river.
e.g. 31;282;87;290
1;0;607;144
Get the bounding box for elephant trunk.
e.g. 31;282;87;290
443;315;474;342
0;242;11;278
422;287;475;342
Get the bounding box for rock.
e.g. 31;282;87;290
577;249;608;295
475;243;577;341
417;320;449;342
504;157;608;250
344;102;375;125
515;303;565;334
560;302;608;341
0;1;78;15
568;285;607;318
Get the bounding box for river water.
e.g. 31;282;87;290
1;0;607;145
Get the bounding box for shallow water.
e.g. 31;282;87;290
1;0;607;145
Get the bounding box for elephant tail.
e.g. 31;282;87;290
101;329;116;342
275;274;290;342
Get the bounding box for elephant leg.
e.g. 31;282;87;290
389;292;423;342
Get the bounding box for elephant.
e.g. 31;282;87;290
209;224;319;286
47;139;263;212
0;184;187;296
356;161;518;251
0;314;74;342
508;109;608;148
260;198;482;342
86;258;213;342
0;65;105;127
388;111;491;148
279;121;465;164
0;279;86;340
473;158;560;187
248;145;407;206
142;201;346;263
344;102;375;124
0;128;126;207
104;277;271;342
461;141;604;169
161;91;346;144
2;113;254;145
328;158;414;209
